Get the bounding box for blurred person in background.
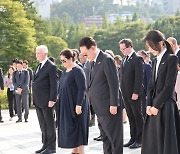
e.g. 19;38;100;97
114;55;127;123
137;50;152;118
4;66;15;121
23;60;33;107
0;68;4;123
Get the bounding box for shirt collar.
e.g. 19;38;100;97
127;49;135;59
40;57;48;68
175;47;180;55
157;48;166;62
93;49;100;63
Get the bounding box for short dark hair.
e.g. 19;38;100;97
49;56;55;63
119;38;133;48
60;49;75;61
23;60;29;65
16;60;23;65
79;36;97;49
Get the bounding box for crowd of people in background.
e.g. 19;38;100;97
0;30;180;154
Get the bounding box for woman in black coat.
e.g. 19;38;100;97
141;30;180;154
58;49;89;154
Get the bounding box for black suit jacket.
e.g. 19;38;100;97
120;52;144;99
32;60;58;107
88;51;120;116
143;62;152;94
0;69;4;90
147;50;178;109
176;50;180;65
27;68;33;88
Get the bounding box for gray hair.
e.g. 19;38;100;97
36;45;48;53
167;37;178;45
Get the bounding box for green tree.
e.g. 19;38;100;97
102;14;109;29
149;16;180;41
13;0;46;45
132;12;139;21
0;0;36;66
44;36;68;59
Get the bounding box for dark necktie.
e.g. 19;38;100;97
19;71;21;78
36;63;42;74
123;55;129;67
90;61;95;81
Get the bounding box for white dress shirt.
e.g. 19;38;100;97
156;48;166;79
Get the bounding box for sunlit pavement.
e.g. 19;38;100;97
0;109;141;154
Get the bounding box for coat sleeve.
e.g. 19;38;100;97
49;65;58;102
12;71;18;90
133;57;144;95
74;68;86;106
104;56;119;106
153;55;178;109
21;71;30;90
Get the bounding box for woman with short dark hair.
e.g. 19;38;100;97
58;49;89;154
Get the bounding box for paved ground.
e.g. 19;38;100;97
0;109;141;154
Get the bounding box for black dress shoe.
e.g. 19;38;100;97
93;135;102;141
129;142;142;149
25;119;28;122
40;148;56;154
123;140;134;147
35;146;46;153
0;120;4;123
16;119;22;123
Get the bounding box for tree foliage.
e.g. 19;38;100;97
149;16;180;42
0;0;36;65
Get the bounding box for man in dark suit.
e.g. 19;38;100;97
23;60;33;107
0;68;4;123
167;37;180;64
32;45;58;154
79;37;123;154
119;39;144;149
12;60;30;123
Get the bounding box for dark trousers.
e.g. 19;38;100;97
55;101;59;127
98;108;123;154
141;90;147;118
124;98;144;143
15;93;29;120
35;105;56;150
7;88;15;118
90;104;95;115
28;87;32;107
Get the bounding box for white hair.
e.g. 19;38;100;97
36;45;48;53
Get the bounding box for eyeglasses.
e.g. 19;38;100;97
120;47;127;51
60;59;67;63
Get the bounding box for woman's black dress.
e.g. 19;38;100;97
58;66;89;148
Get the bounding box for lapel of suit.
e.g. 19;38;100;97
156;50;169;82
151;58;157;86
89;51;103;87
34;60;49;80
122;52;136;72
